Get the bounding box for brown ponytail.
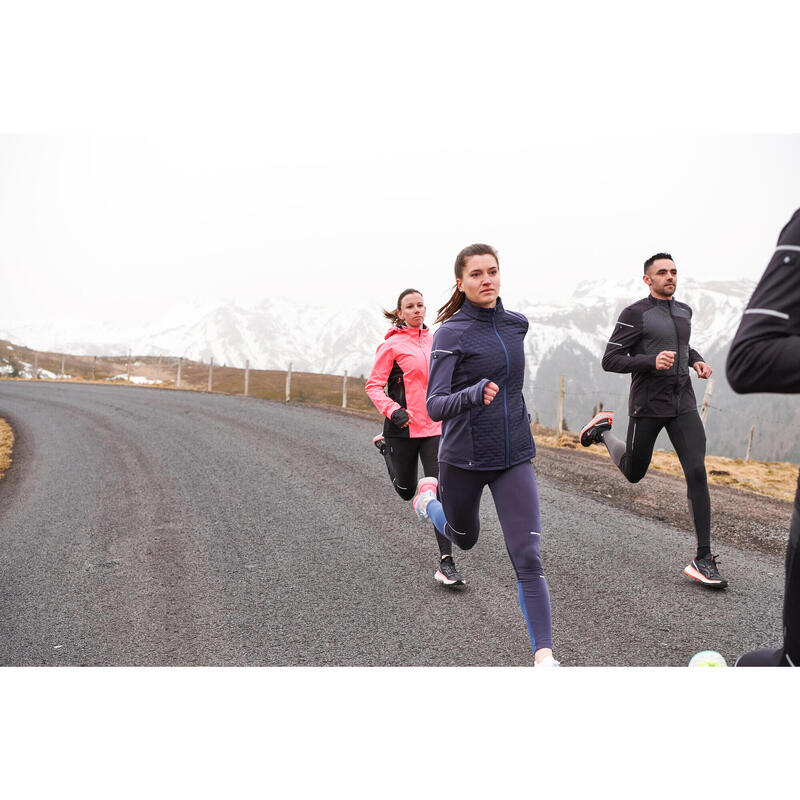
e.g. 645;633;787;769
435;243;499;324
383;287;423;327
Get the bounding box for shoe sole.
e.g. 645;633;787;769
579;413;614;447
684;564;728;589
434;570;465;586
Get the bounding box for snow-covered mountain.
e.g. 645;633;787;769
10;276;800;462
0;277;754;382
518;276;754;382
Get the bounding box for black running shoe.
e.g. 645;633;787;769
579;412;614;447
435;555;465;586
372;433;386;455
684;553;728;588
734;647;789;667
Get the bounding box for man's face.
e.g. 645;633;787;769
644;259;677;299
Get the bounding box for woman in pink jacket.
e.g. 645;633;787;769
365;288;464;586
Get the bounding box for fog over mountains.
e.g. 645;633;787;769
5;276;799;463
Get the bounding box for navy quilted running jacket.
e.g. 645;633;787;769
426;296;535;470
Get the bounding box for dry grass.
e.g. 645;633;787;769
5;335;798;501
0;417;13;483
1;339;383;415
533;424;800;502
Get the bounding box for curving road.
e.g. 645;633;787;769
0;381;786;666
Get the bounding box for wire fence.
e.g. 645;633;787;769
1;340;793;463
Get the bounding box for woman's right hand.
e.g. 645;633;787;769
483;381;499;405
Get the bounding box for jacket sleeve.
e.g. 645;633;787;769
727;208;800;394
426;325;489;421
601;305;658;373
364;339;403;419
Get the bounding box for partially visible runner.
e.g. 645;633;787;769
579;253;728;588
365;289;465;586
727;207;800;666
411;244;558;666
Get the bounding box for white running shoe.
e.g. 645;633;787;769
412;476;438;521
534;655;560;667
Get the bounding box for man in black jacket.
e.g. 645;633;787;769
580;253;727;588
727;208;800;665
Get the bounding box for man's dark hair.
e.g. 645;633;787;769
643;252;674;274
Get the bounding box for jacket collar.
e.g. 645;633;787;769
384;323;430;340
645;294;674;309
458;296;505;320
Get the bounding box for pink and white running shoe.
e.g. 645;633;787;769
412;476;438;521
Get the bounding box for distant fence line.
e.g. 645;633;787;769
9;350;378;415
6;351;759;461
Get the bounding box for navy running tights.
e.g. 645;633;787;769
381;436;451;557
425;461;553;654
603;410;711;557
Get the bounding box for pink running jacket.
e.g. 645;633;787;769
365;325;442;439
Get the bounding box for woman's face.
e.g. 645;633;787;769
397;292;426;329
457;254;500;308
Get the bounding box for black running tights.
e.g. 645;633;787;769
603;411;711;556
736;480;800;666
382;436;451;557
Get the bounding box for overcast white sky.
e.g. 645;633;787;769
2;134;800;329
2;2;800;331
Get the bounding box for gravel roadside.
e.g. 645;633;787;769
533;442;794;558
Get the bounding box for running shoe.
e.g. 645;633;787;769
412;476;438;521
579;411;614;447
435;555;465;586
534;655;560;667
372;433;386;455
734;647;790;667
684;553;728;588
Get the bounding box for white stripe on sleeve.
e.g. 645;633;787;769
743;308;790;320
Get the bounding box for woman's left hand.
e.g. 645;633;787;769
484;381;499;405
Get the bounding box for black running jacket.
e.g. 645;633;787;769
727;207;800;393
602;295;704;418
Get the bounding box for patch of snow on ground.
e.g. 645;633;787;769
108;374;163;385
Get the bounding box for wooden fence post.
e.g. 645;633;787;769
208;357;214;392
155;356;161;384
244;360;249;396
177;357;182;388
92;355;97;381
745;426;755;461
557;375;565;434
286;362;292;402
61;356;65;378
33;353;38;380
342;370;348;408
700;378;714;426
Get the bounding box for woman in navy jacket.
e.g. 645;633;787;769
412;243;557;666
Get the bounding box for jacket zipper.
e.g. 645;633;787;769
491;314;511;469
668;302;681;415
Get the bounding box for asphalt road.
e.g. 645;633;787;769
0;381;787;666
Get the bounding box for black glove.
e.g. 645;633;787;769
391;408;410;428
